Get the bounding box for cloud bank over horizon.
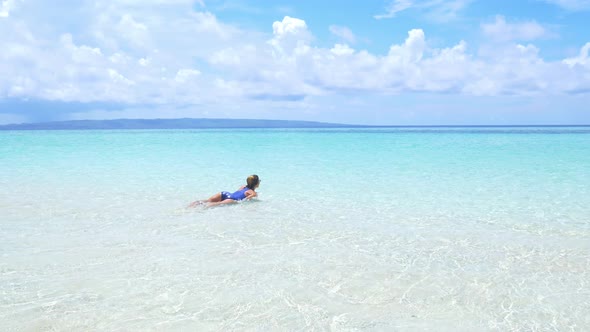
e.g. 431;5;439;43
1;0;589;125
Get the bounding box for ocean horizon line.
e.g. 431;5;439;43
1;118;590;130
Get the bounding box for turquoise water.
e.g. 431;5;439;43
1;127;589;330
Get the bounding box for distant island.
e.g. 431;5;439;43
2;119;587;130
0;118;369;130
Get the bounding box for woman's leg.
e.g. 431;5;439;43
206;192;223;203
207;199;237;208
188;192;223;207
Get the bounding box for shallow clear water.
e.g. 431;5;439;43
1;127;589;331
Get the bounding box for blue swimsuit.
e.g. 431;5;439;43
220;187;250;201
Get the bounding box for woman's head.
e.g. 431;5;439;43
246;174;260;189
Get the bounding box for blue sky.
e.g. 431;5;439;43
1;0;589;125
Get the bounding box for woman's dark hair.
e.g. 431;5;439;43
246;174;260;189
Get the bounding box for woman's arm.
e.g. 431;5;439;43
245;190;257;200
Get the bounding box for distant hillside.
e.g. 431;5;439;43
0;118;368;130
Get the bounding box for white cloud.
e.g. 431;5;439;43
331;44;355;56
116;14;150;49
374;0;414;19
374;0;471;21
563;43;590;66
175;68;201;83
210;46;246;66
482;16;550;42
428;0;472;21
89;3;244;59
0;2;590;123
60;34;104;64
329;25;356;44
388;29;426;63
268;16;312;56
113;0;198;6
0;0;20;18
191;11;234;39
108;68;135;85
271;15;308;37
209;24;590;97
543;0;590;10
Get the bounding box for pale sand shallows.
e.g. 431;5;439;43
1;128;589;330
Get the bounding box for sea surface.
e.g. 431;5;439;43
1;127;589;331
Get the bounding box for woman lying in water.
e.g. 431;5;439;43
188;174;260;208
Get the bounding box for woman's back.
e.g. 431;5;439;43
229;187;250;201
